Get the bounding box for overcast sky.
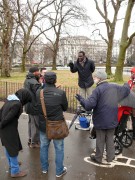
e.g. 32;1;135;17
77;0;135;41
34;0;135;43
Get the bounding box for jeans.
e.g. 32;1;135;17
40;131;64;175
5;149;20;175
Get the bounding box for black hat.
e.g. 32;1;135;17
44;72;56;84
29;67;39;73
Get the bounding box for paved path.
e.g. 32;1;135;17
1;102;135;179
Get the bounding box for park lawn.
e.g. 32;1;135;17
0;70;78;87
0;70;130;88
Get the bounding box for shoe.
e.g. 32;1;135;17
29;143;40;148
11;171;27;178
42;170;48;174
107;157;115;163
90;155;102;164
56;167;67;178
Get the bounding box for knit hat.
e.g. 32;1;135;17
29;67;39;73
44;72;56;84
94;71;107;80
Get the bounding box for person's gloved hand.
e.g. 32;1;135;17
68;61;74;68
75;94;82;102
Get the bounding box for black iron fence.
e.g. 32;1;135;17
0;81;79;113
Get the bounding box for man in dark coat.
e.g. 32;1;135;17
69;51;95;98
76;71;130;164
0;88;32;178
36;72;68;178
24;66;41;148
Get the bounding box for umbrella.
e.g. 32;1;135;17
119;91;135;108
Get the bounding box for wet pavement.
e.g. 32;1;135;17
0;105;135;179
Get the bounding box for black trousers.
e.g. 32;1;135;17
131;115;135;136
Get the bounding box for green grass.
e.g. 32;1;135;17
0;70;130;87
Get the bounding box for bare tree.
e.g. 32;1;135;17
0;0;14;77
43;43;54;65
115;0;135;81
93;0;123;76
42;0;88;70
15;0;55;72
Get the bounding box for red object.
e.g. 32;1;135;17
118;68;135;122
118;106;131;122
130;67;135;73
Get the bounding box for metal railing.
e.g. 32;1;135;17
0;81;79;113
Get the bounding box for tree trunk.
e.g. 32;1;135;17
52;35;60;70
115;0;135;81
114;44;126;81
106;35;113;76
21;41;28;72
21;50;27;72
1;43;11;77
52;50;57;70
1;0;13;77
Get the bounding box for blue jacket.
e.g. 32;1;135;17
80;82;130;129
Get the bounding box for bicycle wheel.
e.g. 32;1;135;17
114;138;123;155
120;132;133;148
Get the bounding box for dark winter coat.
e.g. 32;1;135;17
0;89;32;157
79;82;130;129
24;72;41;115
36;84;68;132
69;58;95;88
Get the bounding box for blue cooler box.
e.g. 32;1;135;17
79;116;89;128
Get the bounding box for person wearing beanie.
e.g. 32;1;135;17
68;51;95;98
0;88;32;178
93;71;107;84
36;72;68;178
24;66;41;148
76;70;130;164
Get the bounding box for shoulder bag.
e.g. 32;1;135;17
40;89;69;139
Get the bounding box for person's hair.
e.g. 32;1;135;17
79;51;85;56
40;67;46;72
29;66;39;73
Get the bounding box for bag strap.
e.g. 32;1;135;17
40;89;47;120
40;89;66;124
